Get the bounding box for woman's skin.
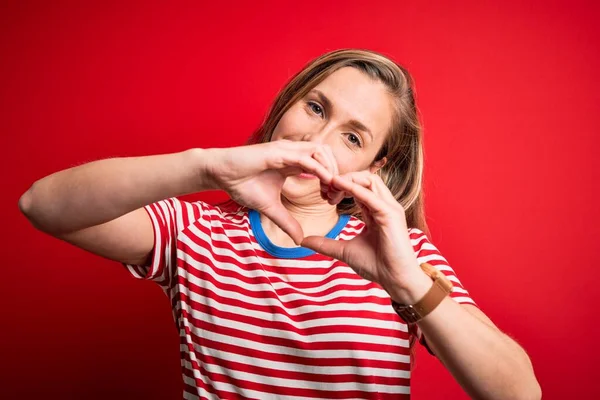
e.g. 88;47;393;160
257;66;542;399
265;67;390;247
19;66;541;399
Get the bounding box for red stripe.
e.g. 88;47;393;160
177;261;393;309
181;370;258;400
179;307;409;355
121;202;477;398
180;346;410;399
181;344;410;386
178;330;410;370
177;250;374;297
177;276;403;324
175;291;408;342
177;249;370;291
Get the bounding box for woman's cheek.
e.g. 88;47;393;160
334;155;354;175
273;110;310;141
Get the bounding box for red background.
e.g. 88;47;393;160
3;1;599;398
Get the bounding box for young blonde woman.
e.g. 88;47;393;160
19;49;541;399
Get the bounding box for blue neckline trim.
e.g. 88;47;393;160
248;209;350;259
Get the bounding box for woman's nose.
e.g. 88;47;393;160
302;130;330;144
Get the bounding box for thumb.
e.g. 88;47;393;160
261;203;304;246
301;236;346;261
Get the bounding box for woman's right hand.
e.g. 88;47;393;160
203;140;339;245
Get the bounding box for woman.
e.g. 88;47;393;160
19;49;541;399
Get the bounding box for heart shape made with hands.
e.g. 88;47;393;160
268;168;376;247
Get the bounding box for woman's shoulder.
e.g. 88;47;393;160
199;199;249;222
344;214;427;235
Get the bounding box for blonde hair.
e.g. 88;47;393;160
247;48;429;235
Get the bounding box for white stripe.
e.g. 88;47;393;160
180;364;217;400
180;338;411;379
176;279;403;328
173;197;185;232
181;358;411;396
177;299;409;347
180;255;390;303
157;199;176;282
177;299;410;363
180;231;367;282
184;225;347;269
339;226;364;234
184;201;198;227
182;372;401;400
182;390;199;400
176;245;375;295
177;273;397;317
179;316;410;400
453;296;477;305
173;295;407;333
125;202;166;280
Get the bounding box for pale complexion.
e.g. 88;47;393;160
258;66;541;399
263;66;390;247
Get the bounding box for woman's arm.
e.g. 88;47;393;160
391;275;542;400
301;172;541;400
19;141;337;264
19;148;215;265
18;148;213;236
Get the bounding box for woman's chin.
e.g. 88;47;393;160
281;179;322;204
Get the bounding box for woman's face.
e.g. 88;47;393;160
271;66;395;205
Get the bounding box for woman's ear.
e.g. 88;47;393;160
369;157;388;174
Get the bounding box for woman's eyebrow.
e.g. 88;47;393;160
309;89;373;141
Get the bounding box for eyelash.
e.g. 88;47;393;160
306;101;363;148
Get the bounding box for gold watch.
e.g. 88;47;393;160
391;262;453;324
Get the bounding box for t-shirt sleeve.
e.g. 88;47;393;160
121;197;205;289
408;228;478;355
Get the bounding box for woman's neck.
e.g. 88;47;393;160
259;197;340;248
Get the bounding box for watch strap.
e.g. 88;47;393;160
392;263;453;324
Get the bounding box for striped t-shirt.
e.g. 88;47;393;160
123;197;476;399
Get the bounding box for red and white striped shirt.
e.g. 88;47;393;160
123;197;476;399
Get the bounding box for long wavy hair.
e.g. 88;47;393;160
243;48;429;235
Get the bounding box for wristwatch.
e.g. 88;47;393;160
391;262;453;324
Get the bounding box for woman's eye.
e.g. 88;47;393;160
347;133;362;147
308;102;324;117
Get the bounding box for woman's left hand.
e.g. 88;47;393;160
301;171;432;304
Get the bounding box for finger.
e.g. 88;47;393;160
338;171;395;207
330;174;388;213
301;235;346;261
320;172;362;205
346;171;372;188
367;174;399;208
313;147;335;177
332;171;371;199
269;141;326;170
261;202;304;245
273;141;337;185
356;200;374;225
279;166;304;177
321;180;346;205
321;145;339;176
279;153;333;183
327;189;346;205
296;156;334;183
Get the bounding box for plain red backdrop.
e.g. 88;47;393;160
2;0;599;398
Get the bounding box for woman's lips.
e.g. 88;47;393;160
296;172;318;179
